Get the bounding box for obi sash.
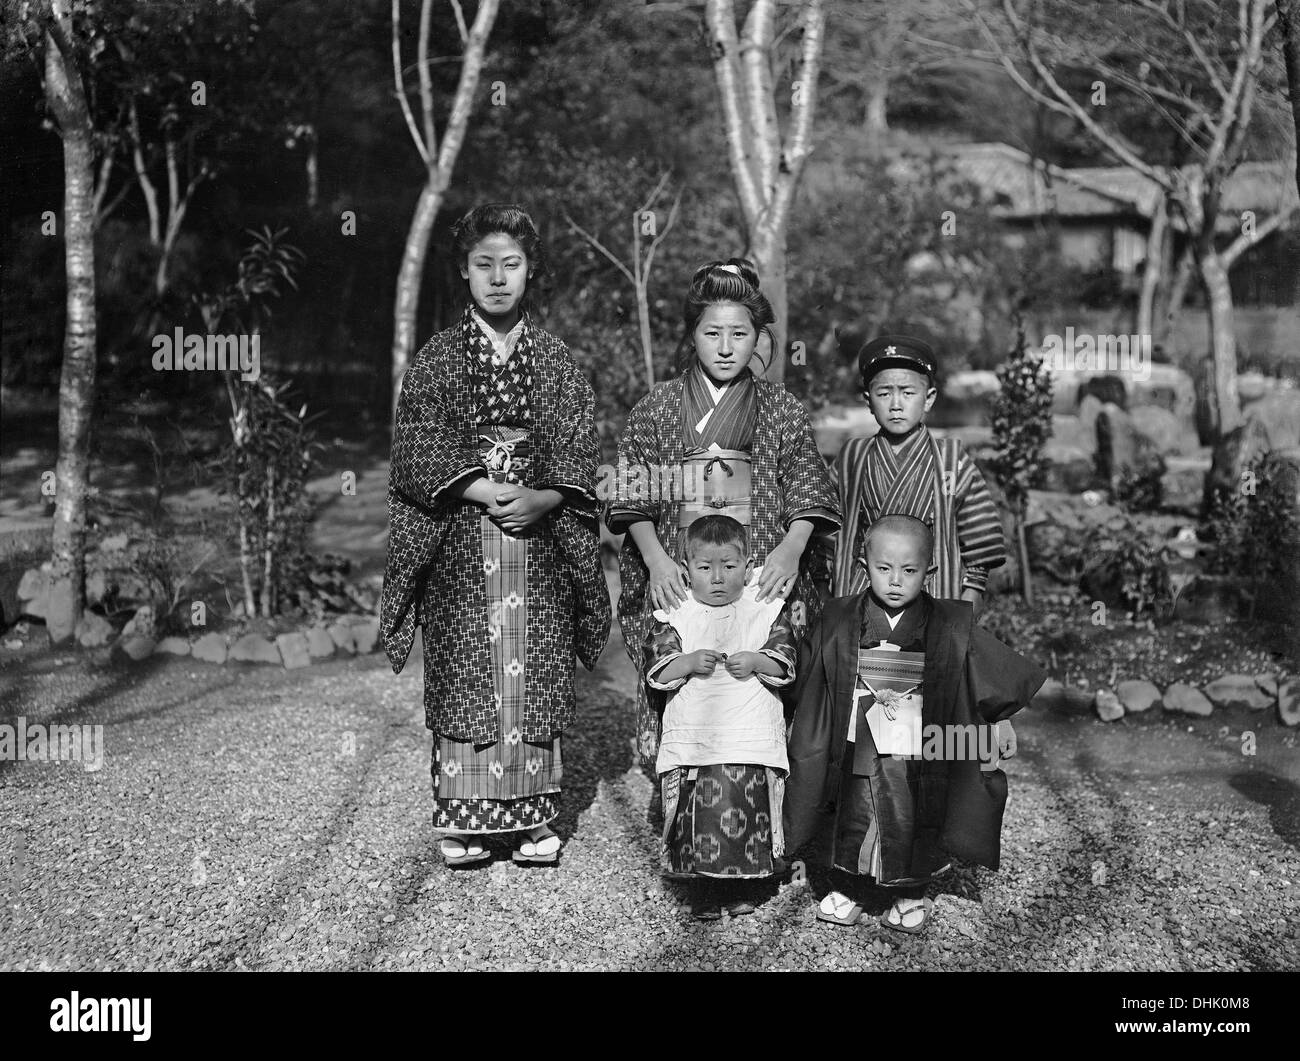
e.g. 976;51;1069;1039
676;447;752;528
477;425;529;485
849;646;925;764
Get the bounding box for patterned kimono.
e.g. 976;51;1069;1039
381;308;611;833
606;364;840;767
830;426;1005;599
785;592;1045;884
644;593;796;878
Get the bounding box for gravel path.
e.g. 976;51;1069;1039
2;628;1297;972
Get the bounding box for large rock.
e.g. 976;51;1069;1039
17;566;51;619
1130;404;1196;457
1132;363;1196;424
306;626;335;659
1117;679;1162;714
121;604;156;641
115;635;156;661
1050;414;1098;457
1244;390;1300;453
351;618;380;655
327;621;357;655
74;611;114;648
1280;679;1300;727
1161;456;1210;515
1096;402;1165;491
192;632;228;664
229;632;281;665
1094;688;1125;722
1039;442;1096;493
1077;394;1103;440
155;636;192;656
1163;682;1214;717
1204;674;1272;711
276;631;311;670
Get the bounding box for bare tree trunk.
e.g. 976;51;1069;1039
1136;195;1167;339
1278;0;1300;202
1016;511;1033;606
391;179;444;419
1197;249;1243;435
1155;245;1195;350
750;225;789;380
703;0;824;383
863;72;889;150
44;10;98;645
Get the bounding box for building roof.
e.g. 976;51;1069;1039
938;142;1295;226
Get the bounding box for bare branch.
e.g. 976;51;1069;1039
434;0;499;175
1222;204;1298;266
741;0;778;189
768;0;823;237
391;0;431;166
448;0;468;44
705;0;763;223
418;0;437;162
964;0;1172;188
561;209;636;285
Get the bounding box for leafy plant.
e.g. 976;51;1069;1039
1202;451;1300;618
988;316;1054;603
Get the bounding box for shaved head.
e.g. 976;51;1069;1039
862;514;934;566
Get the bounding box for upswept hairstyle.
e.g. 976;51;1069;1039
675;257;775;373
684;514;749;559
450;203;547;308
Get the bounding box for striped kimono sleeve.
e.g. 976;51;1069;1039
954;449;1006;592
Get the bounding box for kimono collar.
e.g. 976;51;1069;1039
470;307;527;364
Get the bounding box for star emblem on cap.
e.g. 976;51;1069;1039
885;345;897;355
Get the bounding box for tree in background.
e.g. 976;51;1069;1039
388;0;500;421
562;171;682;392
989;315;1053;605
968;0;1295;436
12;0;100;644
701;0;825;381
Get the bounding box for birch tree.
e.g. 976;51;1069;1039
389;0;500;419
967;0;1295;435
27;0;98;644
702;0;825;381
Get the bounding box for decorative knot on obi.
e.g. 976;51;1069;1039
477;426;530;485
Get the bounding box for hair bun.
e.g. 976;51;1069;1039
725;257;761;290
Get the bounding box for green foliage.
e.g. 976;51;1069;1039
200;227;315;619
988;320;1054;514
1202;452;1300;594
1079;522;1173;620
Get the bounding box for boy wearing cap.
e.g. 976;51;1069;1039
828;335;1005;611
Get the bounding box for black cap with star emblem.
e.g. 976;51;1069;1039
858;334;937;389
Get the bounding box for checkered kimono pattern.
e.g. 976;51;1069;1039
382;309;611;747
605;373;840;766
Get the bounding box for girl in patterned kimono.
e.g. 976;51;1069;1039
381;204;610;867
606;259;839;911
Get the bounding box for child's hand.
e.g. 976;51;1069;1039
995;719;1017;760
685;649;725;677
723;651;761;679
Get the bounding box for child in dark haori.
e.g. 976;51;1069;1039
785;514;1044;934
381;203;610;868
644;515;796;920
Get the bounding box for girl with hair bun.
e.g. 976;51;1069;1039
606;257;840;917
382;203;610;869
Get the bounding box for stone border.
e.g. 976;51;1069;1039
137;614;381;669
1032;673;1299;727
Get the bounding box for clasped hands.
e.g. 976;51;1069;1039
486;484;561;535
